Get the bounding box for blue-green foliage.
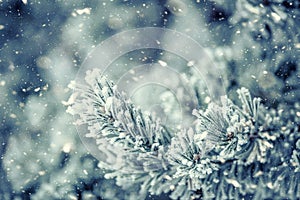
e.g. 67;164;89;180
68;69;300;199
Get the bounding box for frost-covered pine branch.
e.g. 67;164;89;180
193;87;278;164
67;69;176;198
193;87;300;199
67;69;300;199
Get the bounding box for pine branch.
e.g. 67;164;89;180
193;87;281;165
67;69;175;197
67;70;300;199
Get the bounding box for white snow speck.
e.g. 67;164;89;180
158;60;167;67
165;0;186;16
132;76;139;82
129;69;135;74
187;60;195;67
10;114;17;119
62;143;72;153
34;87;40;92
204;96;211;104
271;12;281;22
75;8;91;15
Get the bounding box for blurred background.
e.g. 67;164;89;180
0;0;299;199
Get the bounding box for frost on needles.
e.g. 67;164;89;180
67;69;300;199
